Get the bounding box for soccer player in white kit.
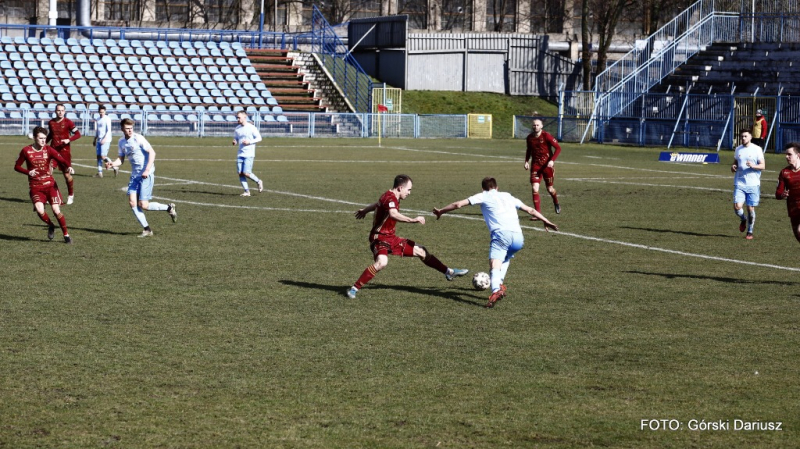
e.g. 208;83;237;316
106;118;177;237
232;110;264;197
93;105;115;178
732;130;765;240
433;177;558;308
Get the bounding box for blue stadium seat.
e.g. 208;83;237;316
277;115;289;123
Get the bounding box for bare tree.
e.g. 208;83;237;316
489;0;512;32
580;0;591;89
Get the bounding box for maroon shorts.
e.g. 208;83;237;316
530;165;555;186
30;183;63;208
370;235;416;259
50;149;71;171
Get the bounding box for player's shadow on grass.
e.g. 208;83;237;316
280;280;485;306
0;196;28;204
626;270;798;286
620;226;731;238
0;233;36;242
23;224;129;236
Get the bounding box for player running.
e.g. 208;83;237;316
776;142;800;245
524;118;561;217
93;105;115;178
433;177;558;308
232;110;264;197
14;126;74;244
47;104;81;204
346;174;469;299
105;118;177;237
732;130;765;240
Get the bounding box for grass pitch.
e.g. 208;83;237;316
1;136;798;448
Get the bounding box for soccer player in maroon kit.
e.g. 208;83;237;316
776;142;800;244
346;174;469;299
524;118;561;217
47;104;81;205
14;126;74;244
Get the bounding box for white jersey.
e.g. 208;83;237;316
467;189;524;234
118;132;154;177
95;115;112;142
734;143;763;188
233;122;262;158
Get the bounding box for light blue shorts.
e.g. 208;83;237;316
489;230;524;263
96;141;110;158
734;185;760;207
237;156;254;174
128;174;155;201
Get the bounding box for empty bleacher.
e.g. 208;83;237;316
654;42;800;95
0;35;308;134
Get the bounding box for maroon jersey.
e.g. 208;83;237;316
369;190;399;240
776;165;800;217
525;130;561;167
47;117;80;153
14;145;69;188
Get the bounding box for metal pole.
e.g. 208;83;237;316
275;0;278;32
259;0;264;48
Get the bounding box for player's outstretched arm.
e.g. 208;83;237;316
389;208;425;225
354;202;378;219
521;205;558;232
433;199;470;219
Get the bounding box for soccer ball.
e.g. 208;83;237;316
472;272;490;291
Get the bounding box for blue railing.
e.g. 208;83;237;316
0;23;309;50
311;6;373;113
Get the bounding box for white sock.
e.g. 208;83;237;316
747;210;756;233
490;268;502;293
240;176;249;190
147;202;169;211
735;208;746;221
131;206;148;227
249;173;261;183
498;261;510;285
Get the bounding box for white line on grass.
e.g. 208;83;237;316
73;162;799;272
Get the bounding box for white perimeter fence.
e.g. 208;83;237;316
3;109;472;139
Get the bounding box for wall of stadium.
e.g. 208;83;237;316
352;32;582;99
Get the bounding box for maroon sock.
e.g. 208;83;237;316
66;177;74;196
533;193;541;212
422;252;448;274
37;212;53;225
56;213;68;236
354;265;378;290
550;189;559;205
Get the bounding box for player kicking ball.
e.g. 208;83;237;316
434;177;558;308
346;174;469;299
105;118;177;237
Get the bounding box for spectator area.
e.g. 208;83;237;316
0;35;293;131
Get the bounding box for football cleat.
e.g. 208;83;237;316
346;287;358;299
445;268;469;281
47;223;55;240
485;289;506;308
554;203;561;214
168;203;178;223
93;172;103;178
500;284;507;295
138;229;154;238
240;191;251;197
258;179;264;193
739;220;747;233
113;167;119;177
66;195;74;205
745;233;754;240
64;235;73;245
